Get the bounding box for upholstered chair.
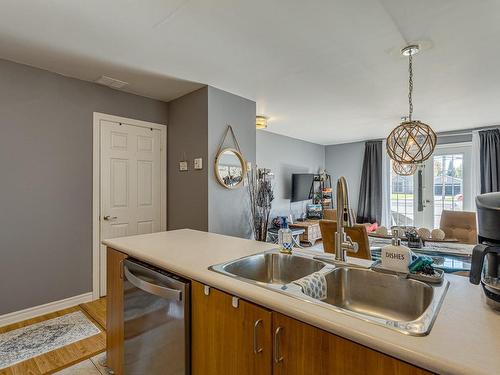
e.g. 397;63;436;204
439;210;477;245
319;220;372;260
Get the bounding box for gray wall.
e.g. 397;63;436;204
0;59;168;315
167;87;208;231
166;86;256;238
325;141;365;213
208;86;256;238
256;131;325;219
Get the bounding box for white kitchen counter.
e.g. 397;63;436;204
103;229;500;375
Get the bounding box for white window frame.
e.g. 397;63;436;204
422;142;472;228
385;141;472;229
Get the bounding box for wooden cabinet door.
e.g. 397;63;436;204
272;313;432;375
191;281;272;375
106;247;128;375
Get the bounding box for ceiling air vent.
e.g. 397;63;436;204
95;75;128;89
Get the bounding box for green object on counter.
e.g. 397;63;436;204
409;255;434;273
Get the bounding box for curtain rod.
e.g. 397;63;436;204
437;132;472;137
437;124;500;138
331;125;499;146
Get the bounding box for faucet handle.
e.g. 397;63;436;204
345;236;359;253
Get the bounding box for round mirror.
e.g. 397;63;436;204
215;148;247;189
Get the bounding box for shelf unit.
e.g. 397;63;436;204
309;173;333;210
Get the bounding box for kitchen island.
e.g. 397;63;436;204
103;229;500;375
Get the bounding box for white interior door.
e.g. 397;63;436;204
99;119;162;295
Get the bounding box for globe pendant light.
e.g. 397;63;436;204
392;161;417;176
387;45;437;167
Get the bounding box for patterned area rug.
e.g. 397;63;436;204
0;311;101;369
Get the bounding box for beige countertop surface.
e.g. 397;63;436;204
103;229;500;375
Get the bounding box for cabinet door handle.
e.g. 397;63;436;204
119;260;124;279
123;264;182;301
253;319;263;354
274;326;284;363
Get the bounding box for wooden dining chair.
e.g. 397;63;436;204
323;209;336;221
323;209;357;222
319;220;372;260
439;210;477;245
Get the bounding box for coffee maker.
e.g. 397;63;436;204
469;192;500;309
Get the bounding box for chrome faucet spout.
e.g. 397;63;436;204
336;177;355;228
335;177;359;262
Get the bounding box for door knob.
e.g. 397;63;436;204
103;215;118;221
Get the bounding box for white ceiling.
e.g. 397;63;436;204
1;0;499;145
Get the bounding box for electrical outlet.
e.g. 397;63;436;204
179;161;188;171
194;158;203;170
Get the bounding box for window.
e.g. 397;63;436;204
387;143;471;229
432;154;464;227
390;165;414;227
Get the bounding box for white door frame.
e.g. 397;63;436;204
92;112;167;299
420;142;472;228
405;142;471;228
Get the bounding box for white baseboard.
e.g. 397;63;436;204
0;292;94;328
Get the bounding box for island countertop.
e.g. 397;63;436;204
103;229;500;375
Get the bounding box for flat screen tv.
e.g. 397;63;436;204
291;173;314;202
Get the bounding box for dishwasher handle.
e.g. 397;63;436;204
124;264;182;301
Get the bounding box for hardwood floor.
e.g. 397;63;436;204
0;298;107;375
80;298;106;330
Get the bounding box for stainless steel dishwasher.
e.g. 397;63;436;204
123;259;190;375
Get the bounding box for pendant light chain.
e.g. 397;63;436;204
408;51;413;122
386;44;437;172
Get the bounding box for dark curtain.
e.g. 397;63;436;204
356;141;382;224
480;129;500;193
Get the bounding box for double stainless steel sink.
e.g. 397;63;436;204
210;250;449;336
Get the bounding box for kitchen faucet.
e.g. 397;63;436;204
334;176;359;262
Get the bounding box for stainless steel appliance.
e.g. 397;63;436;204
469;192;500;310
123;259;190;374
